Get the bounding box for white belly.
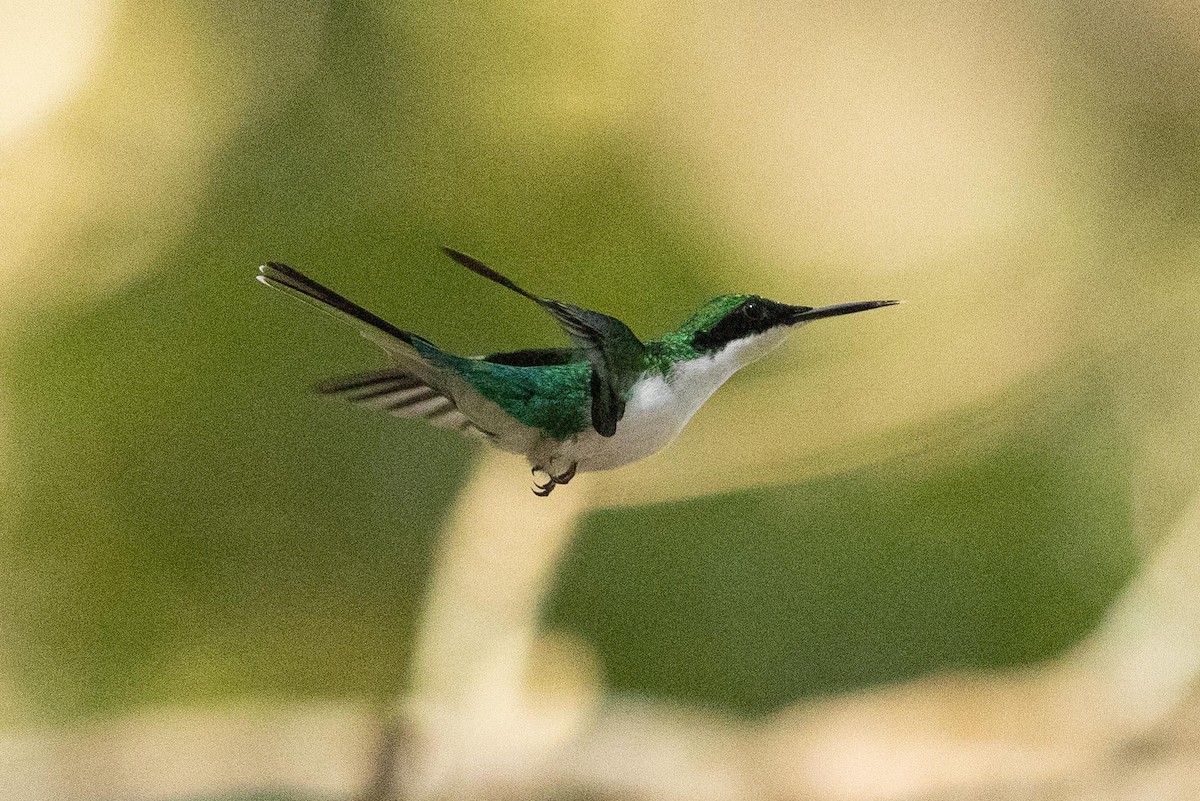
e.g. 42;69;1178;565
548;326;792;474
568;373;692;472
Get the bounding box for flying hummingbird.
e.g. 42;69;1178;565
258;249;898;496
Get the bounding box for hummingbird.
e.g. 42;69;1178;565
257;249;898;496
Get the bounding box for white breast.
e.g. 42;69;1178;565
557;327;792;473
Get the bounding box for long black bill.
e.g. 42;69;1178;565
789;299;900;324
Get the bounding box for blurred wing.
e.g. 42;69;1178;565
536;298;645;437
317;369;488;436
441;248;646;437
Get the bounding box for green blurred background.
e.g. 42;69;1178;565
3;0;1198;752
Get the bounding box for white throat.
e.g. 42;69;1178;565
667;325;792;401
558;326;793;473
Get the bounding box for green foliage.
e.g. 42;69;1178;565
546;384;1137;714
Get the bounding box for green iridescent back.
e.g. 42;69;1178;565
419;295;750;440
423;348;591;439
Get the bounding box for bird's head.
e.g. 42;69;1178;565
680;294;900;360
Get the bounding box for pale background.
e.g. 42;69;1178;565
3;1;1200;799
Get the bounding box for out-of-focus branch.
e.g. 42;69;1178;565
399;449;598;799
396;486;1200;801
753;489;1200;800
0;702;380;801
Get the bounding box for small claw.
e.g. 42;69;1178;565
531;463;577;496
553;462;578;486
530;466;556;496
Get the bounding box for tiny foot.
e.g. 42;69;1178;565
530;464;577;496
553;462;578;485
531;466;556;497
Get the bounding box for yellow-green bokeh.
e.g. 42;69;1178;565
3;0;1199;736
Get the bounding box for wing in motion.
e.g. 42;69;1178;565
440;248;646;437
316;369;485;435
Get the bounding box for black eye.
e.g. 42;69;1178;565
742;300;766;321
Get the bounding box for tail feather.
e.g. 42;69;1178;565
257;263;415;347
257;260;494;440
